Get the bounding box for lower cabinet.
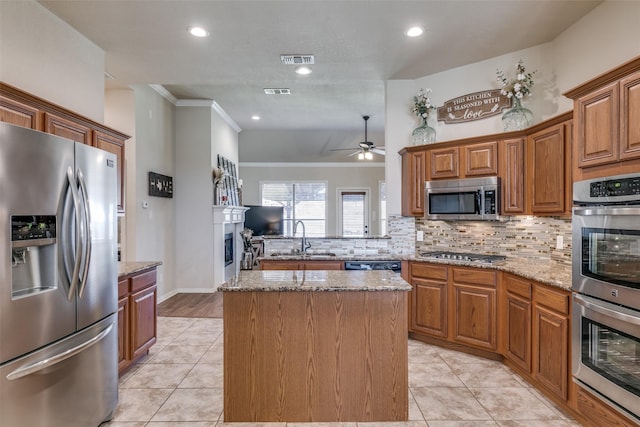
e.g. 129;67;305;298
409;262;578;417
532;285;570;401
260;260;344;270
451;267;498;350
502;273;532;372
409;263;448;337
118;267;158;374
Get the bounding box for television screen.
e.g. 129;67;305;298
244;205;284;236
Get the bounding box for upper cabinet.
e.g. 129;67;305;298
0;83;129;213
399;113;572;217
526;119;572;216
564;56;640;181
400;149;427;216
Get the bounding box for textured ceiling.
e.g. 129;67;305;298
39;0;601;161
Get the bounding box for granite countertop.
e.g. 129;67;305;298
408;256;572;291
118;261;162;278
218;270;411;292
260;253;572;291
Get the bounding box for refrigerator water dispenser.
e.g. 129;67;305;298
11;215;57;299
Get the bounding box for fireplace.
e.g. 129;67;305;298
224;232;233;266
212;206;248;289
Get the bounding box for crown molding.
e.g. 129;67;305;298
149;85;241;132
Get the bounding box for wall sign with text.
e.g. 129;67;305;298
436;89;512;124
148;172;173;198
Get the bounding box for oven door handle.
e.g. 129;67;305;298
574;207;640;216
574;294;640;326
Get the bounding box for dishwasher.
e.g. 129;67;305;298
344;260;401;273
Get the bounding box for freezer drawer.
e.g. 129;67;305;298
0;314;118;427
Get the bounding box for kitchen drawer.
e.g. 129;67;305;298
411;263;448;281
534;285;569;315
118;278;129;299
130;269;157;293
505;274;532;299
453;267;497;287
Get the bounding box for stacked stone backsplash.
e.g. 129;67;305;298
262;215;416;257
415;216;572;266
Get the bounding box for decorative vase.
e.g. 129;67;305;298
502;98;533;131
241;250;253;270
412;120;436;145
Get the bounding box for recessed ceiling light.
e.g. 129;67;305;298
188;26;209;37
295;65;312;75
405;26;424;37
251;115;261;120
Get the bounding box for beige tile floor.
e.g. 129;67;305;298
102;317;581;427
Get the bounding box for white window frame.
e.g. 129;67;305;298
259;180;328;236
336;187;370;237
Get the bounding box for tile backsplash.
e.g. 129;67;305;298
414;216;572;266
260;215;572;265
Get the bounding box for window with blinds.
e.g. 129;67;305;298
261;182;326;237
341;191;367;237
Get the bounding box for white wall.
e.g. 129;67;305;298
131;85;176;299
0;0;105;122
240;163;385;236
385;1;640;216
175;102;239;293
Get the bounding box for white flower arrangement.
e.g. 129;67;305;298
496;60;536;100
411;88;436;123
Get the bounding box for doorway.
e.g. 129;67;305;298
337;188;370;237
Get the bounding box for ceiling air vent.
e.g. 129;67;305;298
264;88;291;95
280;55;315;65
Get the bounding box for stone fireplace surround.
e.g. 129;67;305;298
212;206;248;290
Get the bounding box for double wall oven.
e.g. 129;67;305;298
572;172;640;423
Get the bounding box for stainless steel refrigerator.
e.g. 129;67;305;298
0;122;118;426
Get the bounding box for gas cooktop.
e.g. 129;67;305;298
419;251;507;264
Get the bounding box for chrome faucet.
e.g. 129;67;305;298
293;220;311;253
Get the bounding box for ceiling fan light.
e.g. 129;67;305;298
364;152;373;160
357;152;365;160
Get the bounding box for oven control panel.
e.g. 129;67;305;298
590;176;640;198
575;173;640;204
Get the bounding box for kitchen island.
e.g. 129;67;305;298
218;270;411;422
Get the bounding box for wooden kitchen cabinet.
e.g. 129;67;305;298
117;278;130;372
451;267;498;351
526;120;572;216
0;95;41;129
428;146;460;179
463;141;498;177
44;111;92;145
400;148;427;216
502;273;532;372
260;259;344;270
409;263;448;337
532;284;570;401
94;130;126;211
118;267;158;375
565;56;640;181
0;82;129;213
500;138;526;214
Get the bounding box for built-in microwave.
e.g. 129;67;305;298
425;176;500;221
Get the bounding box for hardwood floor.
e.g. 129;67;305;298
157;292;223;318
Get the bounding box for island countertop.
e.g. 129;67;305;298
218;269;411;292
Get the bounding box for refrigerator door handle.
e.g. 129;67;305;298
5;322;114;381
64;166;83;301
76;169;92;298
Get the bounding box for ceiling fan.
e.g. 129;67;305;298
331;115;385;159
